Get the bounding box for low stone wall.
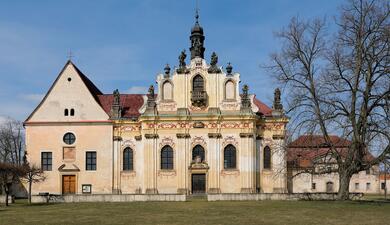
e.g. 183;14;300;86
207;193;363;201
31;194;186;203
0;195;14;204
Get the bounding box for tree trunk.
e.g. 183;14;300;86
4;183;10;206
337;170;352;200
28;181;32;204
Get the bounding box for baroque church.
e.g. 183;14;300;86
24;13;288;195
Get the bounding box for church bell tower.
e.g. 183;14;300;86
190;10;205;59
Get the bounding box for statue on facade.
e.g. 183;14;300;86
241;84;251;108
146;85;157;111
208;52;221;73
111;89;122;119
273;88;283;111
177;50;189;74
113;89;120;106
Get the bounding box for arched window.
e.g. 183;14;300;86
225;80;235;100
192;145;205;162
162;81;173;100
64;109;69;116
70;108;75;116
193;75;204;92
224;145;236;169
123;147;133;171
161;146;173;170
263;146;271;169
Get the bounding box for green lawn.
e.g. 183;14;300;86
1;199;390;225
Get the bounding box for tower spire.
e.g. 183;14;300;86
190;2;205;60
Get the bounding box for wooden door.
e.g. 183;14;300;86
192;174;206;194
62;175;76;194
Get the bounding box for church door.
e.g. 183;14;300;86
192;174;206;194
62;175;76;194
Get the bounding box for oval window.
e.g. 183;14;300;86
63;132;76;145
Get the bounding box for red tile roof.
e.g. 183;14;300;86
253;96;273;116
96;94;272;119
97;94;144;118
289;135;351;148
287;135;375;168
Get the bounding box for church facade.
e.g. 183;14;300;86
24;14;288;195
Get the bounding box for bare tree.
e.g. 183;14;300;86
22;162;46;204
0;118;24;164
267;0;389;200
0;162;26;206
0;117;25;205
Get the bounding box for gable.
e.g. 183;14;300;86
26;61;109;123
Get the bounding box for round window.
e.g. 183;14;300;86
63;132;76;145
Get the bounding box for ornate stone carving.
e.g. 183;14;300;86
226;62;233;75
221;169;240;176
222;136;239;148
177;50;189;74
134;135;142;141
122;139;136;149
159;137;175;148
121;125;141;132
158;123;177;129
208;52;221;73
191;136;207;148
193;121;205;128
208;133;222;139
241;84;251;109
110;89;122;119
239;133;254;138
273;88;283;111
176;133;190;139
164;64;170;78
158;101;177;112
145;134;159;139
272;135;285;140
158;170;177;176
145;85;157;114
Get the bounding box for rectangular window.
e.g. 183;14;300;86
312;183;316;190
86;151;96;171
365;169;370;175
355;183;359;190
381;182;386;190
366;183;371;190
41;152;52;171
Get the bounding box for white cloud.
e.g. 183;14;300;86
125;86;148;94
19;94;44;102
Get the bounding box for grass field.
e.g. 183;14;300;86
1;199;390;225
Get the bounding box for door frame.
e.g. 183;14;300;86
62;174;77;195
191;173;207;194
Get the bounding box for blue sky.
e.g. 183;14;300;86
0;0;343;120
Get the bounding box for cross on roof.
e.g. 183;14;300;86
67;49;74;61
